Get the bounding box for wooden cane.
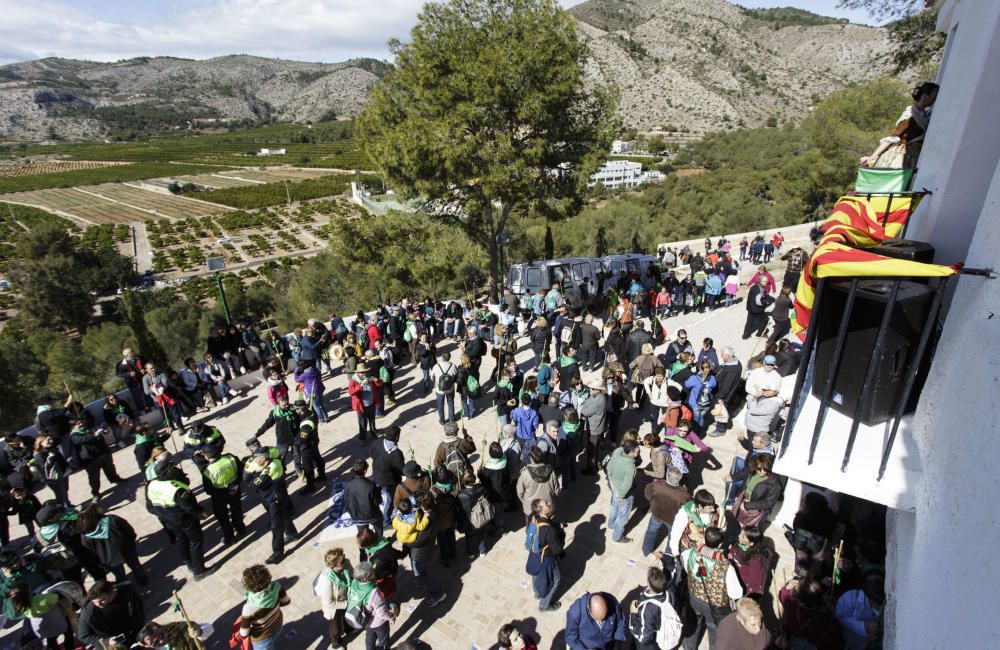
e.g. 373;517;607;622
64;381;80;417
829;539;844;599
172;590;206;650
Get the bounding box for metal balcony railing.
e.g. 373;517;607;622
777;274;951;481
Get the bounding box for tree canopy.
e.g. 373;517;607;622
358;0;618;299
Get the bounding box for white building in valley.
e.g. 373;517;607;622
258;148;286;156
610;139;633;154
589;159;645;189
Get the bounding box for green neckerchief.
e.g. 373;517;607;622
683;501;712;528
40;523;61;542
366;536;390;557
433;481;453;493
745;473;767;500
497;378;512;390
135;431;153;445
737;543;750;552
84;516;111;540
562;420;581;436
559;356;576;368
272;405;295;420
326;567;351;588
246;581;281;609
484;456;507;470
687;544;723;582
346;579;376;612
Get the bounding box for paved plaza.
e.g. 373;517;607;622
1;272;796;650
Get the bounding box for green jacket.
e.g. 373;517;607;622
606;447;637;497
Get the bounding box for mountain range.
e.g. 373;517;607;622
0;0;896;142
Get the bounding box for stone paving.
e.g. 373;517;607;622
1;262;797;650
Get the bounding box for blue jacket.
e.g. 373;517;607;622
565;592;628;650
511;406;539;442
684;373;717;411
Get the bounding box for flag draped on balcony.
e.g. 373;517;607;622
792;194;959;338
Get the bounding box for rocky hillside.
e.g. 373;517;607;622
0;0;898;142
0;55;385;141
571;0;896;133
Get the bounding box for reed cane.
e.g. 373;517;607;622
172;590;206;650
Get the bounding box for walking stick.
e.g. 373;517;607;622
63;382;80;417
172;590;207;650
829;539;844;600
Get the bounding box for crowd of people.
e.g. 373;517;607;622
0;233;888;650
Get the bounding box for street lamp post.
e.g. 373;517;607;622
207;256;232;325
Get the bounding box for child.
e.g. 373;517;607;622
10;487;41;548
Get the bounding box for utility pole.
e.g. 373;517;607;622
284;180;292;207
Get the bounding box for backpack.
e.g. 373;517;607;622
436;364;455;393
696;384;712;407
468;492;495;530
633;595;683;650
443;442;468;478
466;374;480;397
524;518;550;575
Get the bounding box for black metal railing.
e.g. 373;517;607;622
778;275;951;481
844;190;925;239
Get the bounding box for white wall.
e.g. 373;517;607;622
907;0;1000;266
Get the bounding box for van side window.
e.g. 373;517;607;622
572;263;588;281
527;267;541;287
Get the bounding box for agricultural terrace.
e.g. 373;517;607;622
0;182;229;225
185;173;372;209
0;160;132;177
145;197;363;277
0;120;371;176
0;162;218;193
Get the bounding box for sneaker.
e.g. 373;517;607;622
612;536;633;544
192;565;217;581
222;397;230;405
228;389;238;397
240;367;247;374
426;592;447;608
539;601;561;612
265;552;284;565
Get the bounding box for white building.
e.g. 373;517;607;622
610;139;632;154
773;1;1000;647
588;159;646;189
258;148;286;156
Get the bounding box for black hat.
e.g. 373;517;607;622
253;447;270;458
245;437;260;448
292;399;308;409
402;460;420;478
153;460;171;479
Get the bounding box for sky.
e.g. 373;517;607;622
0;0;882;66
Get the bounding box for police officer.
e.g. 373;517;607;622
244;436;281;465
143;447;188;485
253;395;300;476
182;422;226;477
292;399;325;492
245;448;298;564
145;461;212;580
201;448;247;546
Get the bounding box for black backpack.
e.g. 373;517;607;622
436;364;456;392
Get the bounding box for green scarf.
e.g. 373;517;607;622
135;432;153;445
246;581;281;609
562;420;581;437
497;378;511;390
326;567;351;588
346;580;376;612
683;501;712;528
687;544;725;581
745;473;766;500
84;516;111;540
433;481;453;493
39;523;61;542
484;456;507;470
366;536;390;557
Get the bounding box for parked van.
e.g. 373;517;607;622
599;254;660;291
507;257;606;312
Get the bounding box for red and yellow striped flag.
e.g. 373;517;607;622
792;194;957;337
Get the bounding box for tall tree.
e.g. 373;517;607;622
358;0;617;300
11;224;94;332
544;226;555;260
839;0;944;71
121;289;169;368
595;226;609;257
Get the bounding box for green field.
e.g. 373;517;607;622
0;121;372;176
192;174;375;209
0;162;219;194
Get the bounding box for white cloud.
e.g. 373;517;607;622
0;0;425;64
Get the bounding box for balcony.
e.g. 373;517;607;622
773;274;950;511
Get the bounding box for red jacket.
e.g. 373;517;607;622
365;323;382;349
348;376;384;412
